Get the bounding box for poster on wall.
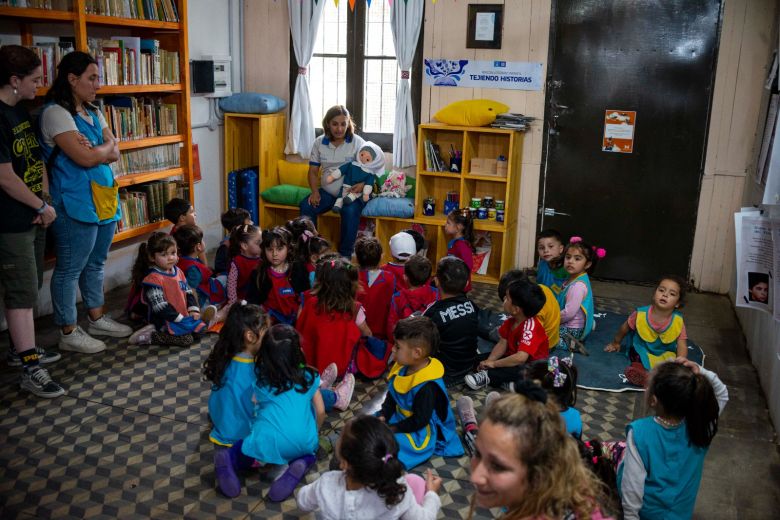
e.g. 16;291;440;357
602;110;636;153
423;59;543;91
734;209;777;319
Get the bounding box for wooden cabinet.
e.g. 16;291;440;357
0;0;192;243
415;123;522;284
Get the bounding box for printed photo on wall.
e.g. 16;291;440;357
734;208;778;320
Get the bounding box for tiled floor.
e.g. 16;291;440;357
0;281;778;519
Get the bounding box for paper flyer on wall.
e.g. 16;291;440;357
734;209;776;319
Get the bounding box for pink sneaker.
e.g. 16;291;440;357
128;324;156;345
320;363;338;389
333;373;355;411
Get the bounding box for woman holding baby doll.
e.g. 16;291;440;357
299;105;383;258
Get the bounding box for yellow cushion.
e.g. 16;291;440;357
433;99;510;127
277;160;309;187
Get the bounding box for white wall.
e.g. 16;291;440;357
27;0;239;317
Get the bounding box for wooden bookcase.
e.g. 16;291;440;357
415;123;522;284
0;0;193;244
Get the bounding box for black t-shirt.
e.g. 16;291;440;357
424;294;479;384
0;100;44;233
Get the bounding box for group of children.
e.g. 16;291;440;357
121;200;727;517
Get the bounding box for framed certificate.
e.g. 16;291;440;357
467;4;503;49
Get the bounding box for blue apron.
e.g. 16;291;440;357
556;273;594;339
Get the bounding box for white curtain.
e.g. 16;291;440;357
390;0;424;167
285;0;325;158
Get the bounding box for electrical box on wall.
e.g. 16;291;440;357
190;55;231;98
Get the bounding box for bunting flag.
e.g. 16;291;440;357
348;0;355;10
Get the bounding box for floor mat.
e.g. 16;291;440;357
555;311;705;392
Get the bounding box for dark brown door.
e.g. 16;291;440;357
540;0;722;282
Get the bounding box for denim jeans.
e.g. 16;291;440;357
321;388;336;411
299;188;366;257
50;207;116;326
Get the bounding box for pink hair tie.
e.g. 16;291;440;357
592;456;599;465
382;453;393;463
569;236;582;243
594;247;607;259
301;230;314;242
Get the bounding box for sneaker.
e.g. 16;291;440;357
485;391;501;410
59;326;106;354
151;331;194;347
500;381;516;392
456;396;477;427
201;305;218;326
625;362;648;388
320;363;338;389
214;447;241;498
464;370;490;390
20;367;65;398
128;324;156;345
7;347;61;367
88;315;133;338
333;373;355;411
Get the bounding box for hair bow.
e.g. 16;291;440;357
569;236;582;243
548;356;568;388
593;246;607;259
301;230;314;242
382;453;393;463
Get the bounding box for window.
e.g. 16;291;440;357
292;1;423;151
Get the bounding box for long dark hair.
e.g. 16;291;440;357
648;362;720;448
131;232;176;288
447;209;475;252
339;415;406;506
254;324;316;395
312;255;358;314
45;51;98;115
0;45;41;86
203;304;268;388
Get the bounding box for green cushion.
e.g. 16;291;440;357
261;184;312;206
376;172;416;199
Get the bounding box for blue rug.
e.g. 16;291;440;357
552;311;706;392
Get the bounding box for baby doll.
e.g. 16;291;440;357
323;141;385;211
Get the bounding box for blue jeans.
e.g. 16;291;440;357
321;388;336;411
50;207;116;326
299;188;366;257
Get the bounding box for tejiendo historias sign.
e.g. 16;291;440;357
424;59;543;91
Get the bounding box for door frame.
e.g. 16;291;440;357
537;0;725;282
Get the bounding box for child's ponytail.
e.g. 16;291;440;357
339;415;406;507
685;372;720;448
131;242;151;289
229;224;259;259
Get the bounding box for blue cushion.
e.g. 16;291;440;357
219;92;286;114
362;197;415;218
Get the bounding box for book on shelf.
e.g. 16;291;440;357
84;0;179;22
117;179;188;232
423;139;445;172
490;113;535;131
26;40;74;87
88;37;179;86
96;95;178;141
110;142;181;176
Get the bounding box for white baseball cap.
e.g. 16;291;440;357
389;231;416;259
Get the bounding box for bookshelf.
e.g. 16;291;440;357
415;123;522;284
1;0;192;245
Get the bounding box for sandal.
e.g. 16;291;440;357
267;453;316;502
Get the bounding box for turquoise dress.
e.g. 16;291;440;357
629;305;684;370
617;417;707;519
536;259;567;294
556;273;595;339
207;354;256;447
39;104;120;224
386;358;464;469
241;371;320;465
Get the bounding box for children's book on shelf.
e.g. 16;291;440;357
84;0;180;22
26;40;74;87
96;96;178;141
118;180;188;232
111;143;181;176
88;38;179;86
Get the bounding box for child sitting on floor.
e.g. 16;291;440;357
355;236;396;341
605;275;689;388
227;224;262;305
465;279;549;390
164;197;208;266
297;414;443;518
286;216;329;289
557;237;604;352
444;208;476;292
423;256;478;386
524;356;581;438
499;269;560;348
618;358;727;519
215;324;326;500
128;232;208;347
387;255;438;343
536;228;567;293
173;224;226;311
380;316;464;469
297;255;371;375
382;231;417;291
214;208;251;276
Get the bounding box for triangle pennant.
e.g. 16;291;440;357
348;0;356;10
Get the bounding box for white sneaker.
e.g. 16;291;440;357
59;326;106;353
87;315;133;338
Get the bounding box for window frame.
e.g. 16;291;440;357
289;2;424;152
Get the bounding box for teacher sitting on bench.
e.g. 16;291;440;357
299;105;366;258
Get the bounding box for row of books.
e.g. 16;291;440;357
85;0;179;22
88;37;180;86
490;113;535;131
0;0;69;8
110;142;181;177
117;179;187;232
26;41;74;87
422;139;447;172
95;96;178;141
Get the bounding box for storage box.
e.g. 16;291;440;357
470;157;498;176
